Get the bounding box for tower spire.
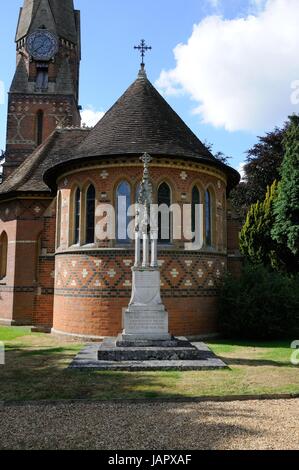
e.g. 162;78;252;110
16;0;79;44
3;0;81;180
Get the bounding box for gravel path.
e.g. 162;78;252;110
0;399;298;450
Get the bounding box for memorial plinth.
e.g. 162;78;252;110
120;268;171;342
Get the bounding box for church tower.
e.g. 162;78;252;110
3;0;81;179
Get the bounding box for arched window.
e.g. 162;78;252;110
116;181;131;243
85;185;96;244
205;189;212;247
36;110;44;146
158;182;171;243
191;186;201;240
0;232;8;280
56;191;62;249
74;187;81;245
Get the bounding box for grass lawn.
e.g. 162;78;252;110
0;326;298;401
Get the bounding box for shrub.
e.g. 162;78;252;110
240;181;279;268
218;264;299;339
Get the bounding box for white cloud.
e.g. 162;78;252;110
156;0;299;133
238;162;247;181
81;106;105;128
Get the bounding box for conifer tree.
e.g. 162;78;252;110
240;181;279;267
271;115;299;271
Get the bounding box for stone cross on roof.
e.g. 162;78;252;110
134;39;152;67
140;152;152;171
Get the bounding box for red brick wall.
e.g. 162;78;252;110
0;159;240;337
53;250;225;337
32;201;56;328
0;215;17;324
4;95;80;178
0;198;55;326
53;295;218;339
51;160;228;337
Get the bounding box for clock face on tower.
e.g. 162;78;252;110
26;30;59;61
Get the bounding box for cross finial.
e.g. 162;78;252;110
134;39;152;67
140;152;152;168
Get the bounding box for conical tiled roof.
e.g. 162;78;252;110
77;68;214;162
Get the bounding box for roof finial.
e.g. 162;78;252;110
134;39;152;72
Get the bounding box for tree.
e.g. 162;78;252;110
230;120;289;218
239;181;279;267
204;141;231;164
271;115;299;271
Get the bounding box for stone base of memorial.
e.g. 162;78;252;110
119;268;171;343
97;268;208;362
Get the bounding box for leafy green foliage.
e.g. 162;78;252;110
230;121;288;218
272;115;299;270
239;181;279;267
218;264;299;340
204;140;231;164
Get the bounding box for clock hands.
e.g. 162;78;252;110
32;39;52;56
33;44;45;54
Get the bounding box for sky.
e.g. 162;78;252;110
0;0;299;173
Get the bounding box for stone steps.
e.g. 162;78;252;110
115;337;188;348
98;345;202;361
70;342;228;371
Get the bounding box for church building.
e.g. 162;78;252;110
0;0;241;340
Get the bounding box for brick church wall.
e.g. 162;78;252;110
0;198;55;327
32;201;56;329
0;160;240;337
0;213;17;324
51;160;228;338
53;251;225;338
4;95;80;179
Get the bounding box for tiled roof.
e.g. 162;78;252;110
0;70;240;198
0;128;90;197
77;69;215;162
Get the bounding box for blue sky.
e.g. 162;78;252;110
1;0;298;172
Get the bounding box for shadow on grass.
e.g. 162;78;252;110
221;357;294;368
5;344;81;356
1;346;185;401
20;347;82;357
208;339;293;349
